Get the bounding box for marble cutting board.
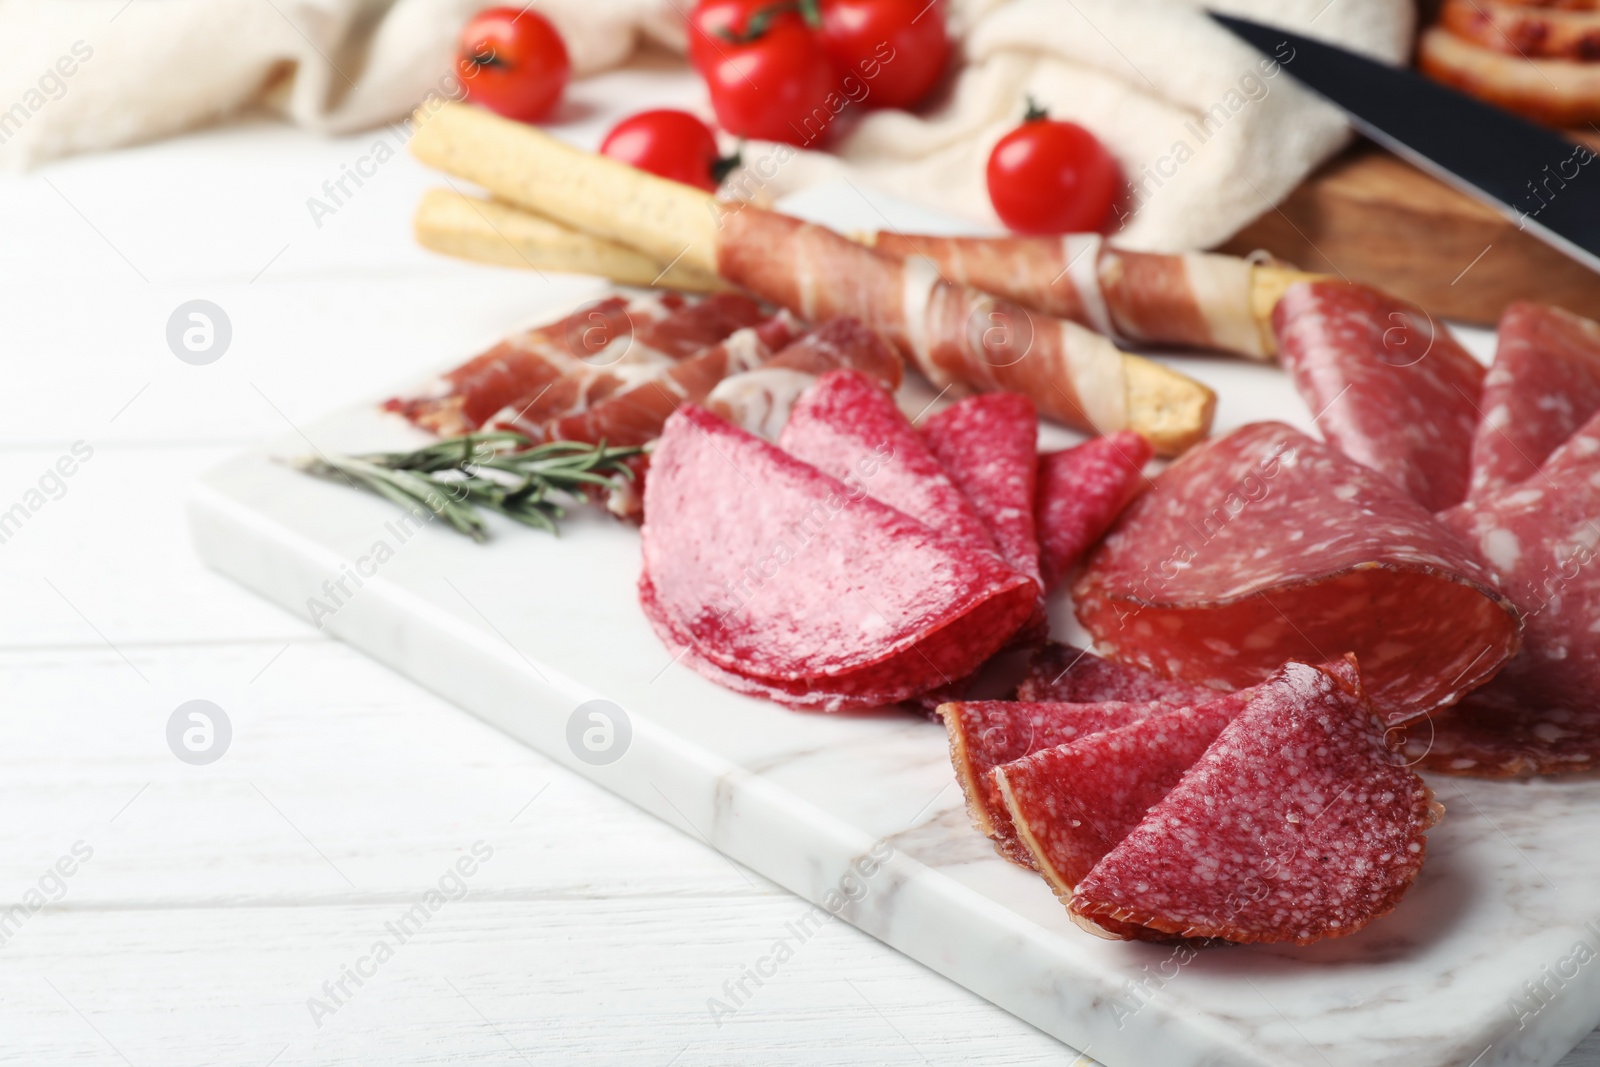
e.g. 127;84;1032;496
188;182;1600;1067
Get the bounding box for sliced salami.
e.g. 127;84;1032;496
1273;280;1485;512
779;369;997;553
641;405;1038;707
1467;301;1600;497
938;699;1162;866
1074;422;1520;724
1070;660;1438;945
1016;642;1216;706
922;394;1043;590
1035;431;1153;590
1422;420;1600;774
996;688;1254;894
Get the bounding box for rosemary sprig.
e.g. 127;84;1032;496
290;432;645;542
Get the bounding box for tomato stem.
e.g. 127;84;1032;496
715;0;805;42
1023;96;1049;122
710;149;744;186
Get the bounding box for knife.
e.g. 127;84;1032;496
1210;12;1600;276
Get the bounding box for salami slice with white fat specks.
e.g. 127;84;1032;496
938;699;1164;867
1467;302;1600;497
1069;660;1438;945
1273;280;1485;512
1421;414;1600;774
1035;431;1153;590
640;405;1037;709
1016;642;1216;706
780;369;998;553
1074;422;1520;724
997;687;1256;906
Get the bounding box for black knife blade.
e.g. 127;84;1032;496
1210;12;1600;276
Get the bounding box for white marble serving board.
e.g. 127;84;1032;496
189;182;1600;1067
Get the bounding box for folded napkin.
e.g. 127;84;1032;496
0;0;1410;250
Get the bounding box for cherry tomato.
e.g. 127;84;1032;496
456;7;571;123
986;102;1122;234
687;0;771;73
697;7;842;145
600;110;735;192
817;0;949;110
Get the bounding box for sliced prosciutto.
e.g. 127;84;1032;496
1069;660;1437;945
1273;280;1485;512
535;313;802;447
869;232;1272;359
640;405;1037;710
1074;422;1520;724
939;698;1164;866
1467;301;1600;497
779;369;996;553
1425;411;1600;775
1035;431;1152;590
922;394;1043;591
490;291;770;435
704;319;903;440
1016;642;1215;706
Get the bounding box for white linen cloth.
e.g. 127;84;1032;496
0;0;1410;250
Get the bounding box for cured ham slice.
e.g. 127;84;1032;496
640;405;1038;710
1068;660;1437;945
715;205;1216;456
1034;431;1152;590
779;370;996;553
996;688;1255;899
1425;413;1600;774
1467;302;1600;497
488;291;769;434
868;232;1273;359
535;314;802;447
1074;423;1520;724
922;394;1043;591
1273;280;1485;512
1419;25;1600;130
1440;0;1600;58
940;698;1166;867
704;319;903;440
1016;642;1216;706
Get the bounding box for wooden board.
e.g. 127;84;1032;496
1221;137;1600;326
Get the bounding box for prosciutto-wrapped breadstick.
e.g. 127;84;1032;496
862;232;1315;360
408;102;1216;456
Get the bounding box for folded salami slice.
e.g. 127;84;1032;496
939;699;1163;866
1467;302;1600;497
779;369;996;553
1035;431;1152;590
1423;416;1600;774
1070;660;1438;945
641;405;1038;708
997;688;1255;897
1074;422;1521;724
1016;642;1216;706
922;394;1043;590
1273;280;1485;512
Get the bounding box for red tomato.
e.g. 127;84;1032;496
818;0;949;110
456;7;570;123
986;103;1122;234
698;12;842;145
687;0;771;73
601;110;733;192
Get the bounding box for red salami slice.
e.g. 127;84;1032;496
1070;660;1438;945
1016;642;1216;706
1074;422;1520;724
779;369;997;553
1273;280;1485;512
922;394;1043;590
1035;431;1153;590
1467;301;1600;497
640;405;1037;707
1420;420;1600;774
996;688;1255;895
939;699;1163;866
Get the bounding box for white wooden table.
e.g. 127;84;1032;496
4;60;1597;1066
